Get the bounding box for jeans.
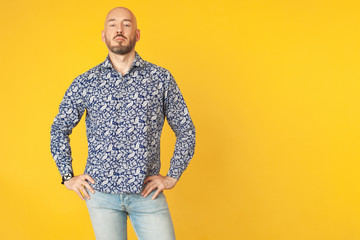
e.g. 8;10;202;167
84;187;176;240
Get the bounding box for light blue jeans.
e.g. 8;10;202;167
84;187;176;240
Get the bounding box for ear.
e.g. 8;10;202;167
101;30;105;43
136;29;140;42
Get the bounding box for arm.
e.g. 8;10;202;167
50;76;95;200
142;72;196;199
163;72;196;180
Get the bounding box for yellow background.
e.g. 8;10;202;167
1;0;359;239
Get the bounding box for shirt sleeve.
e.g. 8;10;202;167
50;76;86;177
164;72;196;180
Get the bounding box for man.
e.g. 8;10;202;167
50;7;196;240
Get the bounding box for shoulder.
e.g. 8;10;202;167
140;60;177;93
141;58;173;80
78;63;103;82
70;61;105;88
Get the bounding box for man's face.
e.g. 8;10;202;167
102;8;140;55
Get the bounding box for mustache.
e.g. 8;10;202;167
114;34;126;39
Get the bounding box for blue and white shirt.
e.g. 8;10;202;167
50;51;196;194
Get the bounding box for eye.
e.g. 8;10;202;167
109;24;115;27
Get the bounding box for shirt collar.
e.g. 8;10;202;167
100;51;145;71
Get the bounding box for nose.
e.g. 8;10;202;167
116;24;123;34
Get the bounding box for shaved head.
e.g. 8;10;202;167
101;7;140;55
104;7;138;30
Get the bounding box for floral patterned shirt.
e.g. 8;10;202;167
50;51;196;194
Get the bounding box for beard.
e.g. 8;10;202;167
105;33;136;55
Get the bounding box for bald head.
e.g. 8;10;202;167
104;7;138;30
101;7;140;55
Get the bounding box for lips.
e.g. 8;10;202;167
114;36;126;41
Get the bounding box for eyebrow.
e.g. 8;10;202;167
108;18;132;22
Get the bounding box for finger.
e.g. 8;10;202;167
83;182;95;193
143;176;155;184
142;184;154;197
142;183;158;198
84;175;95;184
152;188;163;200
143;177;149;183
80;185;91;199
75;189;85;201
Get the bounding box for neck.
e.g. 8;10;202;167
108;49;136;76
